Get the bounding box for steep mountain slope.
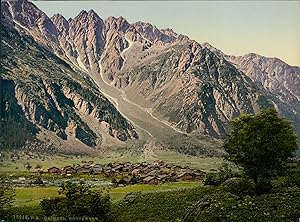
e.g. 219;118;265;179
1;0;299;144
202;43;300;105
115;41;277;137
202;43;300;133
0;25;137;153
229;54;300;106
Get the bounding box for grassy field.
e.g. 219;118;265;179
14;187;60;207
112;185;209;222
12;181;201;208
153;150;222;171
108;181;201;202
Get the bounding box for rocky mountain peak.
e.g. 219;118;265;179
244;52;258;58
241;53;288;68
71;9;100;23
51;13;66;21
70;9;104;29
161;27;174;33
105;16;130;33
77;10;88;17
87;9;101;21
131;21;189;44
161;27;189;41
88;9;97;15
201;42;225;59
132;21;162;42
2;0;59;44
51;13;69;36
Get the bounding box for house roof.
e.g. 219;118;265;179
76;167;91;171
48;167;60;170
143;176;156;182
61;166;76;172
157;175;169;180
177;172;193;178
147;170;158;176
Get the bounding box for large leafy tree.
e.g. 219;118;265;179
224;109;298;188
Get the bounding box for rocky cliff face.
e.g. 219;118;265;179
228;54;300;105
51;10;106;73
0;79;38;150
115;41;275;137
0;24;137;152
1;0;60;50
202;43;300;134
1;0;299;142
202;43;300;105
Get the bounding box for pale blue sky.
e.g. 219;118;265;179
34;1;300;66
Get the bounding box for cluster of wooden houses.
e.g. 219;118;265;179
47;161;206;185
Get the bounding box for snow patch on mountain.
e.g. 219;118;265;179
120;36;134;70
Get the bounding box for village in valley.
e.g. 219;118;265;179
47;160;207;186
0;152;210;189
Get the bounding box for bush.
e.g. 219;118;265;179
286;174;300;187
40;182;112;221
123;192;141;204
203;163;235;186
221;177;255;197
203;172;228;186
0;186;14;219
32;177;44;185
183;188;300;222
285;161;300;187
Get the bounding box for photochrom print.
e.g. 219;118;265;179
0;0;299;221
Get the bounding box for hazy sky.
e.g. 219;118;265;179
34;1;300;66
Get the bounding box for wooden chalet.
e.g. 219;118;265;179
143;176;159;185
61;166;76;175
47;167;61;174
177;172;193;181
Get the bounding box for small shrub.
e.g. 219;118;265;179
123;192;141;204
40;182;112;221
32;177;44;185
221;177;255;197
203;163;235;186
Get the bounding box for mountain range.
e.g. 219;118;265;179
1;0;299;154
